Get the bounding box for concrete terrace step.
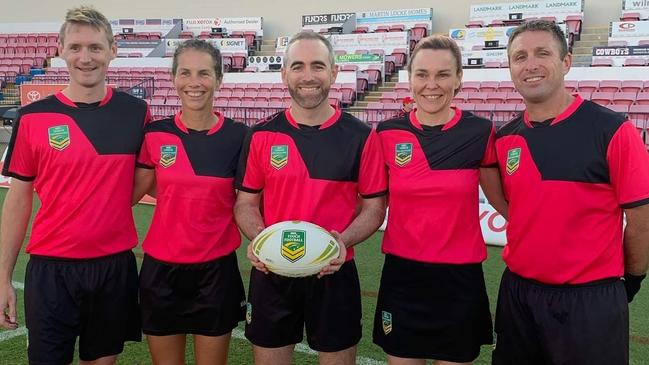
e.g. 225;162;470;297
582;27;609;35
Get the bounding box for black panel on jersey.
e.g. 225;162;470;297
248;112;371;181
496;101;626;183
20;91;147;155
377;111;492;170
1;109;35;181
144;118;248;178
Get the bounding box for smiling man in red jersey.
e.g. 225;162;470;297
487;20;649;365
0;6;149;365
234;31;387;365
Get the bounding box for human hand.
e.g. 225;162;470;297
318;230;347;278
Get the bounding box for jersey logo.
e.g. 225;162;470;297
160;145;177;168
270;145;288;170
395;143;412;167
48;125;70;151
246;303;252;324
506;147;521;175
382;311;393;335
281;230;306;262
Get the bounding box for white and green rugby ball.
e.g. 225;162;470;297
251;220;341;277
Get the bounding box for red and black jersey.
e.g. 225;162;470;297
377;108;496;264
235;109;388;261
2;88;150;258
495;96;649;284
137;112;248;264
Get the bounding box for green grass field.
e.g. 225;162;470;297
1;190;648;364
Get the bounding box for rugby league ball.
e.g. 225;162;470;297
251;220;341;277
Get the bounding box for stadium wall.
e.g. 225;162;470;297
0;0;620;39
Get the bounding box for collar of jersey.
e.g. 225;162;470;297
523;94;583;128
285;107;341;130
55;87;113;108
174;111;225;135
409;106;462;131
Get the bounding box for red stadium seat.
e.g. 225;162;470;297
466;92;487;104
215;99;228;108
486;92;507;104
255;92;271;102
179;31;194;39
565;80;578;93
374;25;390;33
599;80;621;93
620;12;641;21
396;91;411;102
565;15;582;36
498;81;515;93
379;92;397;103
621;80;644;93
233;83;247;93
231;53;247;72
390;48;408;68
462;81;481;93
242;91;257;102
505;92;524;104
269;101;284;109
480;81;499;92
591;58;613;67
389;24;405;32
215;90;231;99
394;82;409;92
230;91;244;101
607;104;629;114
591;92;614;105
578;80;599;93
612;92;637;106
456;103;476;111
629;105;649;127
623;58;647;67
363;65;382;89
493;104;518;123
366;102;384;123
453;91;468;104
243;31;257;48
258;83;273;92
465;20;484;28
339;83;356;106
636;93;649;105
410;23;428;42
578;91;592;101
269;91;284;102
474;103;496;118
353;26;369;33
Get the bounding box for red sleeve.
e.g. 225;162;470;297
2;113;36;181
136;133;155;169
607;120;649;208
481;123;498;167
143;105;153;125
358;129;388;198
235;130;265;193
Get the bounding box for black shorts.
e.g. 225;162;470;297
372;255;493;362
492;268;628;365
24;250;141;365
245;260;362;352
139;251;246;336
